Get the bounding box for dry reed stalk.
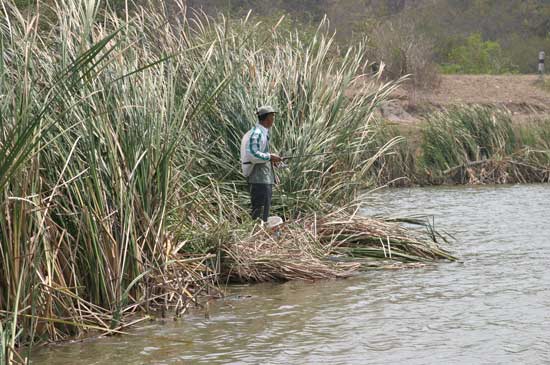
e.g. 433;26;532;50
222;210;455;283
222;223;361;282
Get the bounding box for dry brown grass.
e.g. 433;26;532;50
222;209;455;282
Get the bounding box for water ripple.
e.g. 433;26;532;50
31;184;550;365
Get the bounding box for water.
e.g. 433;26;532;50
31;184;550;364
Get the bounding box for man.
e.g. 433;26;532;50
240;105;282;222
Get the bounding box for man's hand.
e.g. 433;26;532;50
270;154;282;163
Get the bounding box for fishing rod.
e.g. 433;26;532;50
242;148;381;165
281;148;379;161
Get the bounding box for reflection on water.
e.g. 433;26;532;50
31;184;550;364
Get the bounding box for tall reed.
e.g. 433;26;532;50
0;0;226;358
421;105;517;173
369;106;550;185
172;13;402;218
1;0;402;358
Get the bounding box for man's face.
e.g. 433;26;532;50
263;113;275;128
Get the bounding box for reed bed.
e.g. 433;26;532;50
421;106;516;178
421;106;550;184
0;1;229;360
370;106;550;185
223;209;455;282
179;14;403;214
1;0;418;360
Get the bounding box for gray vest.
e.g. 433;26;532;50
248;162;274;184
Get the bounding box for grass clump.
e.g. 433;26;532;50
421;106;516;173
420;106;550;184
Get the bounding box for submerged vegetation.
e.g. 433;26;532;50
0;1;456;362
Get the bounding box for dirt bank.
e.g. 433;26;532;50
379;75;550;123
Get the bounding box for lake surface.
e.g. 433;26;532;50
31;184;550;364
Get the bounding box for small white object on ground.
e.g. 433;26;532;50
266;216;283;229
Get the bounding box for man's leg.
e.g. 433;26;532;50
262;184;272;222
249;183;267;220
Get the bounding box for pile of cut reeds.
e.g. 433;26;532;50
221;222;361;282
314;212;455;262
222;209;455;282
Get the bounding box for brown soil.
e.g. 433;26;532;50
382;75;550;123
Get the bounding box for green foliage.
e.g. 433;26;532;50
0;0;229;354
501;33;550;74
1;0;400;356
421;106;517;172
441;34;518;74
369;121;415;186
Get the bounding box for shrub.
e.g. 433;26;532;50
441;33;518;74
365;19;441;90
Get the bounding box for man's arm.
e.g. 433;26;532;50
248;129;272;163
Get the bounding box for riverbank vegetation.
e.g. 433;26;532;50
371;107;550;186
0;1;456;362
